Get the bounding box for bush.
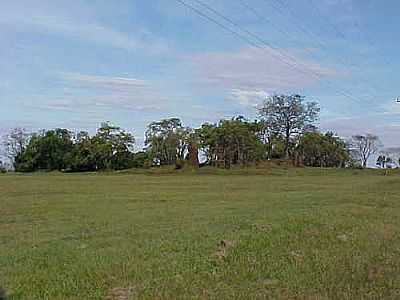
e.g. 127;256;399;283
0;161;7;173
131;151;150;168
175;159;186;170
347;159;363;169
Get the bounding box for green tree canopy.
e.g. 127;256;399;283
296;131;350;168
15;128;73;172
198;116;264;168
145;118;190;166
259;95;320;158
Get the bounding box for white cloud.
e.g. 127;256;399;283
0;3;168;53
25;73;167;113
382;101;400;116
229;89;269;107
321;114;400;148
188;47;338;94
187;47;338;108
63;73;148;89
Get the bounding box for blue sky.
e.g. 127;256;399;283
1;0;399;147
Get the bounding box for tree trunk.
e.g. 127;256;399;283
362;159;367;168
284;135;290;159
187;142;199;168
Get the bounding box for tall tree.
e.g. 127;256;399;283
258;95;320;158
198;117;264;168
14;123;135;172
253;119;286;160
81;122;135;171
296;131;350;167
3;128;30;167
15;128;74;171
376;154;394;169
186;131;200;168
349;134;382;168
145;118;190;166
380;147;400;168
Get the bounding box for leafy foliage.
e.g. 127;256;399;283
145;118;191;166
15;129;74;172
14;123;136;172
197;117;264;168
296;132;350;167
4;94;385;172
259;95;320;158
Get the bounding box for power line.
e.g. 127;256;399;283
191;0;313;71
236;0;364;103
268;0;365;70
175;0;264;50
307;0;393;85
264;0;383;101
176;0;365;106
306;0;346;40
238;0;328;68
179;0;324;81
308;0;394;75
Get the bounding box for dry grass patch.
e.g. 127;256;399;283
104;287;136;300
213;240;236;261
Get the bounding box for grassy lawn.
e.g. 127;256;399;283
1;168;400;299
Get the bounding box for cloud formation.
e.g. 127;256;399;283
63;73;148;90
0;2;168;53
321;113;400;147
229;89;269;108
188;47;338;106
30;73;167;113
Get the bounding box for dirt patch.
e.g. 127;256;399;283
368;265;386;281
260;279;280;287
367;263;395;282
370;224;397;242
213;240;236;260
104;287;136;300
289;250;304;264
254;223;272;233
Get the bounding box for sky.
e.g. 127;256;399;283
1;0;400;148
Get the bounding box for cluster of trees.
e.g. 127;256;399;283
375;148;400;169
198;117;264;168
5;123;144;172
145;118;193;166
1;94;387;172
296;132;350;168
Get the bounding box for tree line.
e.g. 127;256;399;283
1;94;386;172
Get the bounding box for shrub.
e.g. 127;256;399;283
0;161;7;174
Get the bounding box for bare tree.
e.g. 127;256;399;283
349;134;382;168
258;94;320;158
3;128;30;165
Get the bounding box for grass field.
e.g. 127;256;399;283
1;168;400;299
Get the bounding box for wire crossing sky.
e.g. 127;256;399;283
1;0;399;146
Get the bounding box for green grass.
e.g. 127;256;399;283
1;168;400;299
